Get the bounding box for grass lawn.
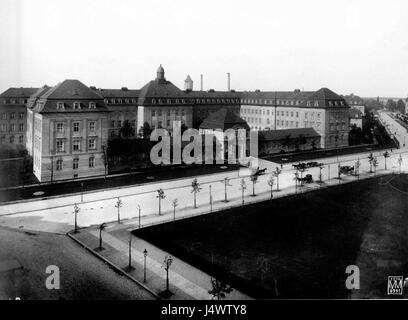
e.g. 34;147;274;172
134;174;408;299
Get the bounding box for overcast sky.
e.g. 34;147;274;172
1;0;407;97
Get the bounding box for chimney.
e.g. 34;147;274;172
227;72;230;91
200;74;203;91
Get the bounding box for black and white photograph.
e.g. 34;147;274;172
0;0;408;314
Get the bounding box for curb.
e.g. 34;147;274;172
66;230;160;300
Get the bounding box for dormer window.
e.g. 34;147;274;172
73;101;80;110
314;101;319;107
89;102;96;109
57;102;65;110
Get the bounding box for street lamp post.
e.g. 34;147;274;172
73;203;80;233
209;185;213;212
138;205;141;228
143;249;147;283
128;235;132;270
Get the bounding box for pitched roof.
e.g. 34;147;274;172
41;79;104;100
0;87;39;98
199;108;250;131
32;80;109;113
259;128;320;141
240;88;349;108
349;108;363;119
93;88;141;98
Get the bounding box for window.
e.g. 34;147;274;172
89;121;95;131
9;136;14;143
19;123;24;132
19;112;24;119
111;120;115;127
89;156;94;168
0;124;6;132
57;102;64;110
73;158;79;169
1;113;6;120
10;112;15;119
56;140;64;152
57;123;64;133
73;122;80;132
18;135;24;144
10;124;15;132
56;159;63;171
73;139;80;151
118;120;122;127
73;102;80;109
89;102;96;109
88;138;96;150
0;136;5;144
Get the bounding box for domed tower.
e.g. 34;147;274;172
184;75;193;91
156;64;165;81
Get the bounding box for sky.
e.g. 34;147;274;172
0;0;408;97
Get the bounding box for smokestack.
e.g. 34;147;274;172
200;74;203;91
227;72;230;91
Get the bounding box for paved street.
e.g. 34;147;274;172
379;111;408;148
1;148;408;234
0;226;155;300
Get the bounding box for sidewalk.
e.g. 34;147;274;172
67;167;397;300
70;225;251;300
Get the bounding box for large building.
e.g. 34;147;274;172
26;80;110;182
0;87;39;150
240;88;350;148
0;65;353;181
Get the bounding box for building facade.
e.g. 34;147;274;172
1;65;353;181
0;87;38;150
26;80;110;182
240;88;350;148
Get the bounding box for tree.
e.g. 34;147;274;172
383;151;390;170
267;175;275;199
385;99;397;112
239;178;247;205
119;120;135;138
102;144;108;180
191;178;202;208
273;167;282;191
208;278;233;300
98;222;107;249
73;203;80;233
138;122;152;139
397;99;406;114
398;154;403;174
293;171;299;195
171;199;178;221
318;163;324;183
368;153;374;173
355;159;361;179
156;189;166;215
250;173;259;196
220;177;232;202
372;156;378;175
115;197;123;223
162;255;173;294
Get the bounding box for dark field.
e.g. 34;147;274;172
134;174;408;299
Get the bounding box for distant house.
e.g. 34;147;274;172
258;128;321;155
342;94;366;115
199;107;250;161
349;108;364;129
